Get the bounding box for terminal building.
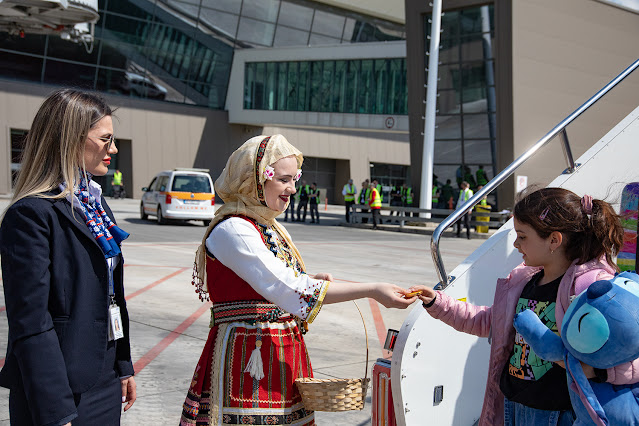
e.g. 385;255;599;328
0;0;637;208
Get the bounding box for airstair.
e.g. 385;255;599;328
386;59;639;425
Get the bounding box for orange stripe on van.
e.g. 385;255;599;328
164;191;214;200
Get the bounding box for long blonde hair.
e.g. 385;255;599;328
6;89;113;214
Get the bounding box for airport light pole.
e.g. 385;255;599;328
420;0;442;218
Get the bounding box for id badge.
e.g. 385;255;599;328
108;305;125;341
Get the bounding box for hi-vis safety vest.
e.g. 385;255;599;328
343;184;356;202
113;171;123;186
432;186;439;203
402;187;413;205
297;185;310;201
458;188;474;211
376;184;383;202
369;187;382;209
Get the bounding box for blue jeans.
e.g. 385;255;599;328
504;398;575;426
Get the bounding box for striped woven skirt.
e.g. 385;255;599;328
180;319;315;425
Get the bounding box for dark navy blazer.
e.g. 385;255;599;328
0;193;134;425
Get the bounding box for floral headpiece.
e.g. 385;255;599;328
263;165;275;181
262;166;303;182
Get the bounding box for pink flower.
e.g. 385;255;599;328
263;165;275;181
294;169;302;182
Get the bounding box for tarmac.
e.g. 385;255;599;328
0;198;488;425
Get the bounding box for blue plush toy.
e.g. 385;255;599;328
513;271;639;425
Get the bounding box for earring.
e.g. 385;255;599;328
551;249;555;254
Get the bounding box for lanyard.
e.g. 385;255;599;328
107;257;117;304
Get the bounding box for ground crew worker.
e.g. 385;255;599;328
456;181;474;239
401;183;413;207
358;180;370;223
401;183;413;217
375;181;383;203
342;179;357;223
309;182;320;224
296;180;310;222
284;180;298;221
369;179;382;229
432;185;439;210
112;169;124;199
440;179;454;210
476;165;488;186
390;183;403;216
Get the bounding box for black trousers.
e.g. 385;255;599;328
456;212;471;238
297;200;308;221
112;185;124;199
310;203;319;223
371;208;381;228
10;341;122;426
345;201;354;222
285;196;296;221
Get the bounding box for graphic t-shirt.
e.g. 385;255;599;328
499;271;572;410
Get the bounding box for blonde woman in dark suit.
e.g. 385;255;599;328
0;89;136;425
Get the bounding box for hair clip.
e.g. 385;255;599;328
263;165;275;181
539;207;550;221
581;194;593;215
294;169;302;182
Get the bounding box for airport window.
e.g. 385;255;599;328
370;163;411;199
245;58;408;115
0;0;403;110
424;5;496;189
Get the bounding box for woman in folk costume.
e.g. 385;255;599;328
181;135;415;425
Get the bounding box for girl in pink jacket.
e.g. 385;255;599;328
410;188;633;426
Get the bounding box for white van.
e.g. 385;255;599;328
140;168;215;225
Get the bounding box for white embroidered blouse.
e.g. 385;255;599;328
206;217;329;322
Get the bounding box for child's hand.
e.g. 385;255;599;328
408;285;437;305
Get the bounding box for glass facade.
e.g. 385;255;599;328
425;5;496;191
244;58;408;115
0;0;404;108
299;156;336;203
171;0;405;48
0;0;234;108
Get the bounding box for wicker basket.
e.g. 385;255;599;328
295;301;370;411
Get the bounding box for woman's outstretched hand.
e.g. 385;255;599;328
374;283;418;309
408;285;438;306
313;272;334;281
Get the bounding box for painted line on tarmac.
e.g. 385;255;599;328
125;267;189;300
334;278;389;356
366;298;392;359
133;302;211;373
0;268;190;371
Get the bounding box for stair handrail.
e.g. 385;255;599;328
431;58;639;289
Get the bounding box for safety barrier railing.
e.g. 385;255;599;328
349;204;510;230
431;58;639;289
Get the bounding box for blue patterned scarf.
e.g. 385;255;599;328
72;172;129;259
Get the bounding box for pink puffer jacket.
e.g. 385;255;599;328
426;257;639;426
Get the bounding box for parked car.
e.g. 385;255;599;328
120;72;168;100
140;168;215;225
